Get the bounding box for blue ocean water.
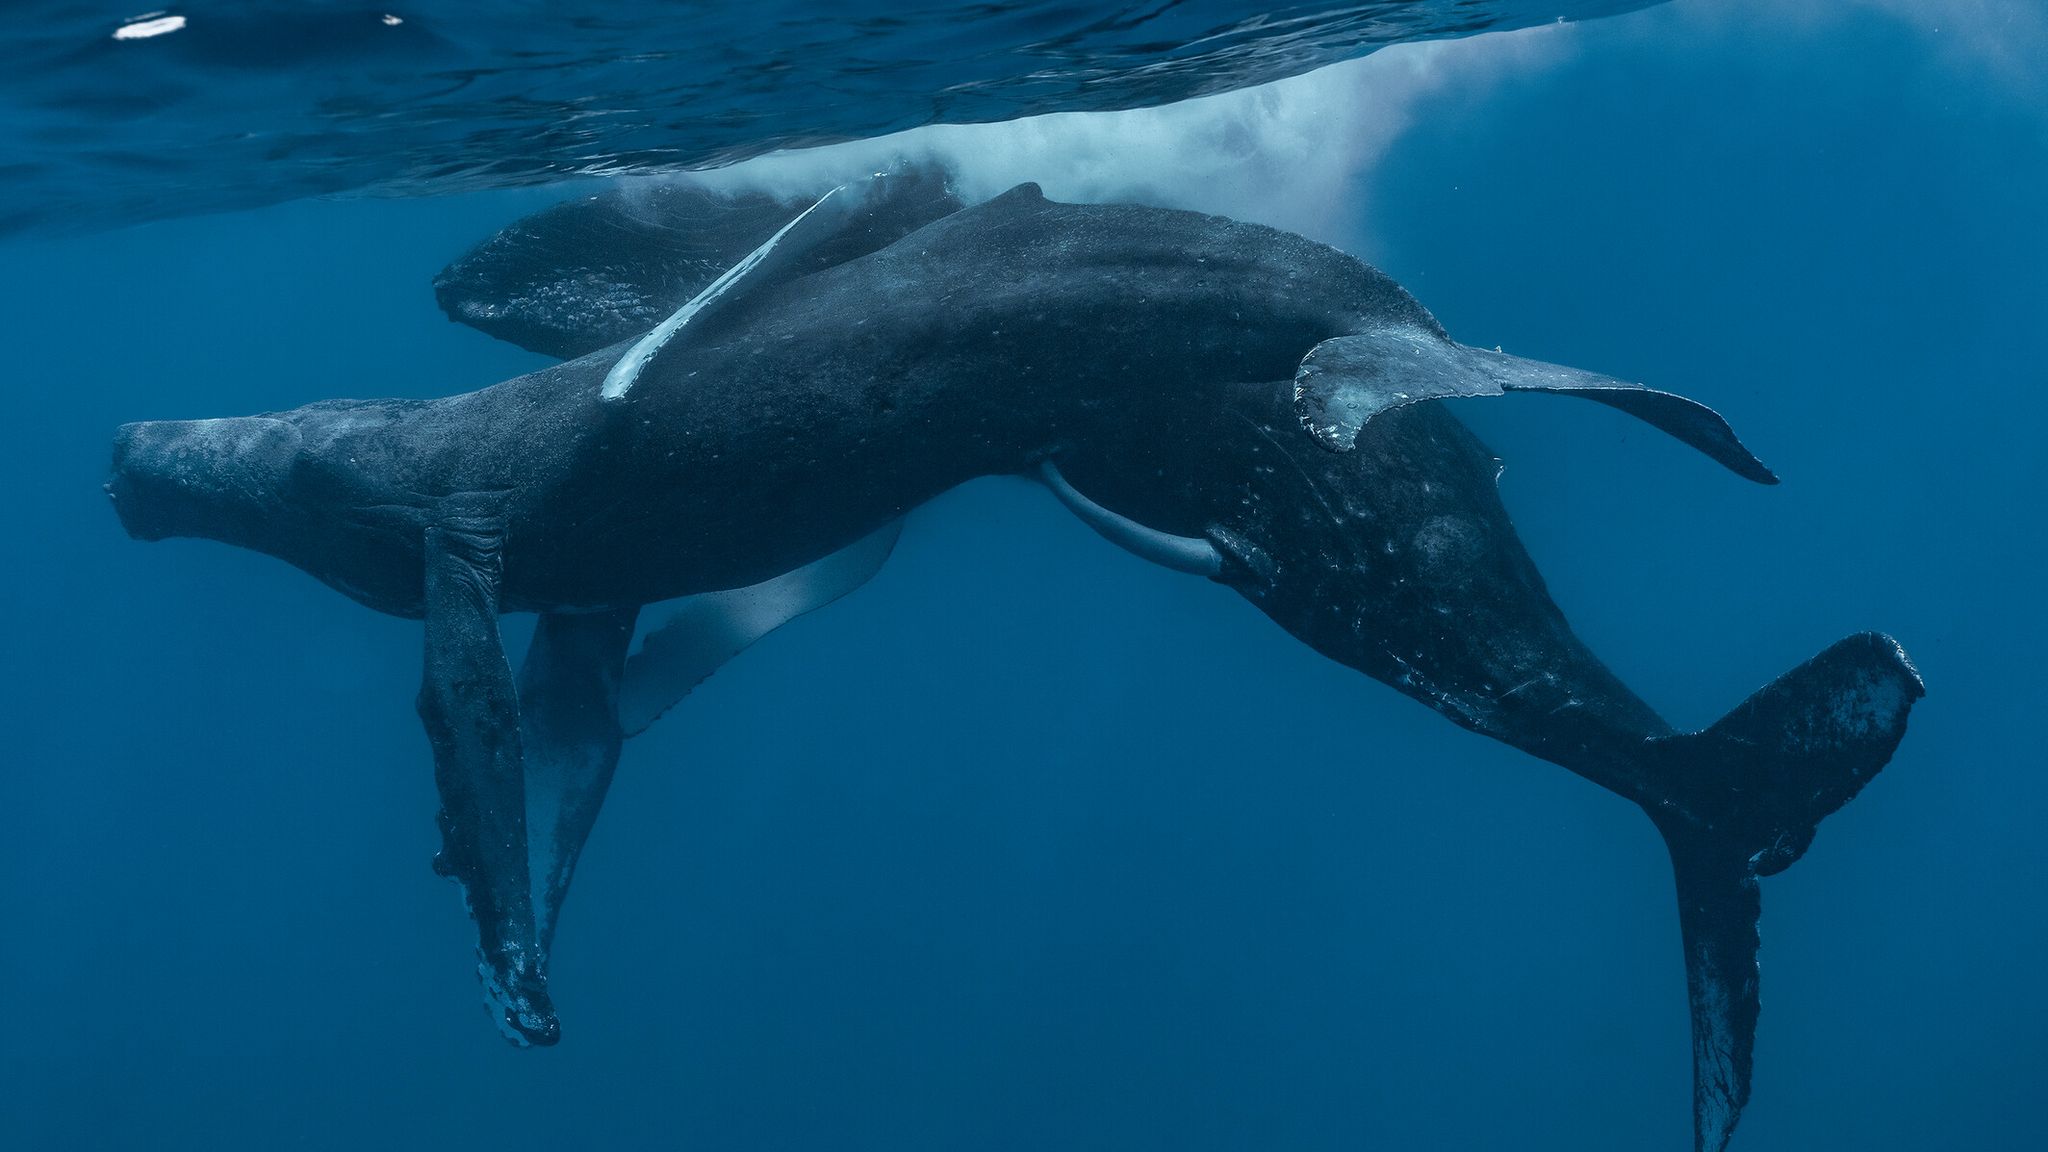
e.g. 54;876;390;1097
2;2;2042;1150
0;1;1659;234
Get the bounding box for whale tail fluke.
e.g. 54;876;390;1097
1647;632;1923;1152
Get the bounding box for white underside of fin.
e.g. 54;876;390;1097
601;175;886;401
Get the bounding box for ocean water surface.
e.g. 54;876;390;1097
1;1;1660;235
2;1;2043;1150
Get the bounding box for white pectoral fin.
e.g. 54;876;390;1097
600;170;908;402
1039;460;1223;577
617;518;904;735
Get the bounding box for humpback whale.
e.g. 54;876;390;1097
106;172;1920;1152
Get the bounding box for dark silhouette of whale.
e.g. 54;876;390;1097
106;172;1920;1152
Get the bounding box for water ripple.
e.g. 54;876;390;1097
0;2;1662;235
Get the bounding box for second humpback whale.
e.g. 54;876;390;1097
105;172;1921;1152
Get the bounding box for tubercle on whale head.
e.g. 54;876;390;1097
106;416;302;550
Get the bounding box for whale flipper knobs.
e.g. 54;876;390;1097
1292;326;1778;483
416;510;557;1046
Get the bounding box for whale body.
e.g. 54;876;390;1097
107;179;1921;1152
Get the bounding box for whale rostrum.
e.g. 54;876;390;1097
108;181;1921;1152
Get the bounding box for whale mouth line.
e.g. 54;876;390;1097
106;417;303;546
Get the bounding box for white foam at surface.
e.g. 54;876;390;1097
678;26;1577;249
112;14;185;40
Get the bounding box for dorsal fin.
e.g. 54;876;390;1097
1293;325;1777;484
435;163;961;360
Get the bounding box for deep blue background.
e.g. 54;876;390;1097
2;3;2041;1148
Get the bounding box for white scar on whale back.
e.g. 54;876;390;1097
601;179;871;402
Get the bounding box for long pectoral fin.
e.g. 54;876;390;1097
517;608;638;962
416;514;556;1046
1292;326;1777;483
602;166;956;401
618;519;904;735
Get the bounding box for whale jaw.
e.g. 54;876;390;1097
107;416;301;547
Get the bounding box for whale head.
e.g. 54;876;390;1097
107;416;303;549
